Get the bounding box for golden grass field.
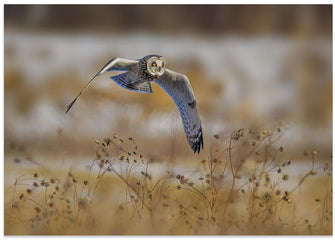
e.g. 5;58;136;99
4;126;332;235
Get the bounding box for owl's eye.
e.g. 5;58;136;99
152;62;157;67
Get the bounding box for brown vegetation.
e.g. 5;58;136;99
4;126;332;235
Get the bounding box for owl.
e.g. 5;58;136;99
66;55;203;154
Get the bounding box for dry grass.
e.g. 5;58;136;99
4;125;332;235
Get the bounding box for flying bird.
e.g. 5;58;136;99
65;55;203;154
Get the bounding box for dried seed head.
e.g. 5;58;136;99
104;137;112;146
282;195;291;203
279;147;284;152
265;175;270;183
264;192;271;199
84;180;88;185
310;170;317;175
34;207;41;213
33;173;38;178
282;174;289;181
26;189;32;194
180;176;188;184
33;182;38;187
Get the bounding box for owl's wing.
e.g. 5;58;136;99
111;72;153;94
154;69;203;153
100;58;138;72
65;58;139;113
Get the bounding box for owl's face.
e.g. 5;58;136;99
147;56;166;77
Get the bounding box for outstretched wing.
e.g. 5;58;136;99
100;57;138;72
154;69;203;153
65;58;139;114
111;72;152;94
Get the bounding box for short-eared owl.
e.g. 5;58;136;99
66;55;203;154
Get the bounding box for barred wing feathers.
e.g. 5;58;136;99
154;69;203;153
65;58;142;113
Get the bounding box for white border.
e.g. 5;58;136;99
2;2;334;240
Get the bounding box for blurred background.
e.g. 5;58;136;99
4;5;332;167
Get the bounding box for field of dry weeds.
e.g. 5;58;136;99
4;126;332;235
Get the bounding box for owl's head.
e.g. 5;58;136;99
146;55;166;77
